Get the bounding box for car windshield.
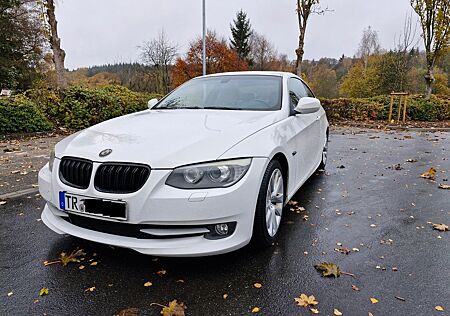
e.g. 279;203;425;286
154;75;283;111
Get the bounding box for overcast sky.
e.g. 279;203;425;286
56;0;421;70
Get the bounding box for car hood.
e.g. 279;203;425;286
56;109;283;168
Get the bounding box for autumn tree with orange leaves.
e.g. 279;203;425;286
172;32;248;87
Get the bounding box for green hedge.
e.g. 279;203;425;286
322;95;450;121
51;85;161;129
0;96;53;133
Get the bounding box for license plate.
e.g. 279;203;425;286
59;192;127;220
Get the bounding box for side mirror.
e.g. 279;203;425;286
295;97;321;114
148;98;159;109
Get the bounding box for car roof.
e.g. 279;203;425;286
200;71;296;79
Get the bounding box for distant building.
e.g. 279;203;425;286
0;89;12;97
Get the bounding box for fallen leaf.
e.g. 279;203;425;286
432;223;449;232
151;300;186;316
79;265;85;270
351;285;360;291
251;307;260;313
438;184;450;189
156;269;167;276
84;287;96;293
0;201;6;206
395;296;405;301
59;249;86;266
116;307;140;316
333;308;343;316
39;287;49;296
90;261;98;266
295;294;318;307
253;283;262;289
310;308;320;314
7;291;13;296
144;281;153;287
420;167;437;180
370;297;379;304
223;294;228;299
435;306;444;311
314;262;340;278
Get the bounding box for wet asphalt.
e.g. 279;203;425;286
1;128;449;316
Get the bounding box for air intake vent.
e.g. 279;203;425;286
94;163;150;194
59;157;93;189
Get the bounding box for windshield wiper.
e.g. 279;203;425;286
203;106;244;110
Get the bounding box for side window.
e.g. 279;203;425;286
302;82;315;98
288;78;309;109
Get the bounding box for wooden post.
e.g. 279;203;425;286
402;95;408;123
397;96;402;122
388;94;394;122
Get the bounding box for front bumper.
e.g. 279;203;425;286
38;158;268;257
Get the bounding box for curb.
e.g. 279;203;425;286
0;188;39;200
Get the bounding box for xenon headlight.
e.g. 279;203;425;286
166;158;252;189
49;149;55;172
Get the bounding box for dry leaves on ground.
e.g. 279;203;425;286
251;307;260;313
333;308;343;315
253;283;262;289
432;223;449;232
420;167;437;180
370;297;379;304
116;307;140;316
295;294;318;307
44;248;86;267
435;306;445;312
314;262;340;278
151;300;186;316
438;184;450;189
39;287;49;296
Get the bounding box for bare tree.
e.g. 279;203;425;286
393;12;419;91
410;0;450;99
249;32;277;71
140;30;178;94
295;0;329;76
356;26;381;71
45;0;67;89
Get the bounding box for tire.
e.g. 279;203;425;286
318;134;329;171
252;160;285;247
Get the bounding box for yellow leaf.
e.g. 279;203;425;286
251;307;260;313
295;294;319;307
370;297;379;304
84;287;96;292
160;300;186;316
90;261;98;266
39;287;49;296
314;262;340;278
435;306;444;311
420;167;437;180
144;281;153;287
79;265;85;270
157;269;167;276
223;294;228;299
432;223;449;232
59;249;86;266
253;283;262;289
333;308;343;316
310;308;320;314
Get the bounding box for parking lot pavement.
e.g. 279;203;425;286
1;128;449;316
0;134;63;196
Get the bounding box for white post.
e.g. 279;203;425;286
202;0;206;76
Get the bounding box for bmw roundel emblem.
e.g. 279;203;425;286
99;149;112;157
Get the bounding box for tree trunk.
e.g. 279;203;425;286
295;28;305;76
424;67;434;100
46;0;67;89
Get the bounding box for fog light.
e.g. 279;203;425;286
214;224;229;236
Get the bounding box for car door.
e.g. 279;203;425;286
287;77;321;185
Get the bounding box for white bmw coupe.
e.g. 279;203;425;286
39;72;329;257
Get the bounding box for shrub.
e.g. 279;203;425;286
55;85;161;129
322;95;450;122
0;96;53;133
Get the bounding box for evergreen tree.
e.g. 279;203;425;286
230;10;252;60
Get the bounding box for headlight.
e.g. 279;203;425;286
49;149;55;172
166;158;252;189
